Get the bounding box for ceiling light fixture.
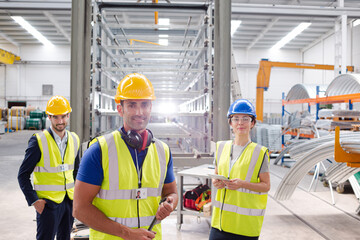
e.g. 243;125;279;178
231;20;242;36
353;19;360;27
270;22;311;51
12;16;54;47
158;18;170;30
158;18;170;25
159;39;168;46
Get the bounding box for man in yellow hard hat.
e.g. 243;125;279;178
73;73;178;240
18;95;80;240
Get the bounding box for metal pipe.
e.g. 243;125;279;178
153;0;158;24
70;0;91;143
98;3;209;11
339;0;347;74
213;0;231;141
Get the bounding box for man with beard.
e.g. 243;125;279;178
18;95;80;240
73;73;178;240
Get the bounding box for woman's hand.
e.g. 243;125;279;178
224;178;244;190
212;178;226;189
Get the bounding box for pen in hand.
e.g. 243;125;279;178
148;198;168;231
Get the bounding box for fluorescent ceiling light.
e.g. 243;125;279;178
159;34;169;38
353;19;360;27
231;20;242;36
271;22;311;51
158;18;170;30
12;16;54;47
159;39;168;46
159;18;170;25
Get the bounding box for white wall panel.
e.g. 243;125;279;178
20;45;70;61
1;45;71;110
5;65;19;97
0;44;18;55
303;24;357;87
353;24;360;73
0;66;5;108
234;48;301;115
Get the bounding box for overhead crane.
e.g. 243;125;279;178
0;48;20;64
255;59;354;122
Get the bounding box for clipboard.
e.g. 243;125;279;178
208;173;229;181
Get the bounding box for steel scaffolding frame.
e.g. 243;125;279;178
91;1;213;154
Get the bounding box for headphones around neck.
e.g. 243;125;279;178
120;128;154;151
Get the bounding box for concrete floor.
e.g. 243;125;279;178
1;130;360;240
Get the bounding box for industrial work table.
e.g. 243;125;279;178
176;164;216;230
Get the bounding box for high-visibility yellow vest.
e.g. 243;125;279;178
211;141;269;237
91;130;170;240
33;129;80;203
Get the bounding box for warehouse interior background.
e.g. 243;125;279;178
1;0;360;239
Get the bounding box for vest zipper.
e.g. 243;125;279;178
137;198;140;228
219;188;227;231
62;136;68;192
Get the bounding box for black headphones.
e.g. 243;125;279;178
120;128;154;151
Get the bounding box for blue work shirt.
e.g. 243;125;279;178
17;128;80;206
77;129;175;186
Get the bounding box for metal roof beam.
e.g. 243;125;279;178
0;2;71;10
43;11;70;42
247;17;279;50
103;67;204;73
0;30;20;47
301;29;334;52
106;23;203;31
232;4;360;18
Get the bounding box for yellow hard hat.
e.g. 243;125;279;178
115;73;156;104
45;95;72;115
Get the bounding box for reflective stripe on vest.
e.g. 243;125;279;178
215;141;227;168
213;200;265;217
33;130;79;203
245;144;262;182
34;182;75;191
215;142;266;217
108;215;154;229
96;134;166;202
212;141;268;237
33;131;77;173
92;130;168;237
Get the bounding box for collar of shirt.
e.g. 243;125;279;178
119;127;148;169
50;126;68;148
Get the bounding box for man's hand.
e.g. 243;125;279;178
124;228;156;240
33;199;46;214
155;196;174;221
212;178;226;189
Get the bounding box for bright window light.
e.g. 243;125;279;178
354;19;360;27
159;39;168;46
12;16;54;47
270;22;311;51
158;102;177;114
231;20;242;36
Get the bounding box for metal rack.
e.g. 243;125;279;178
91;2;213;154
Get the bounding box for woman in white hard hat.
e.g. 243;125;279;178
210;99;270;240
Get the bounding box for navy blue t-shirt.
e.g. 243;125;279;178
77;132;175;186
